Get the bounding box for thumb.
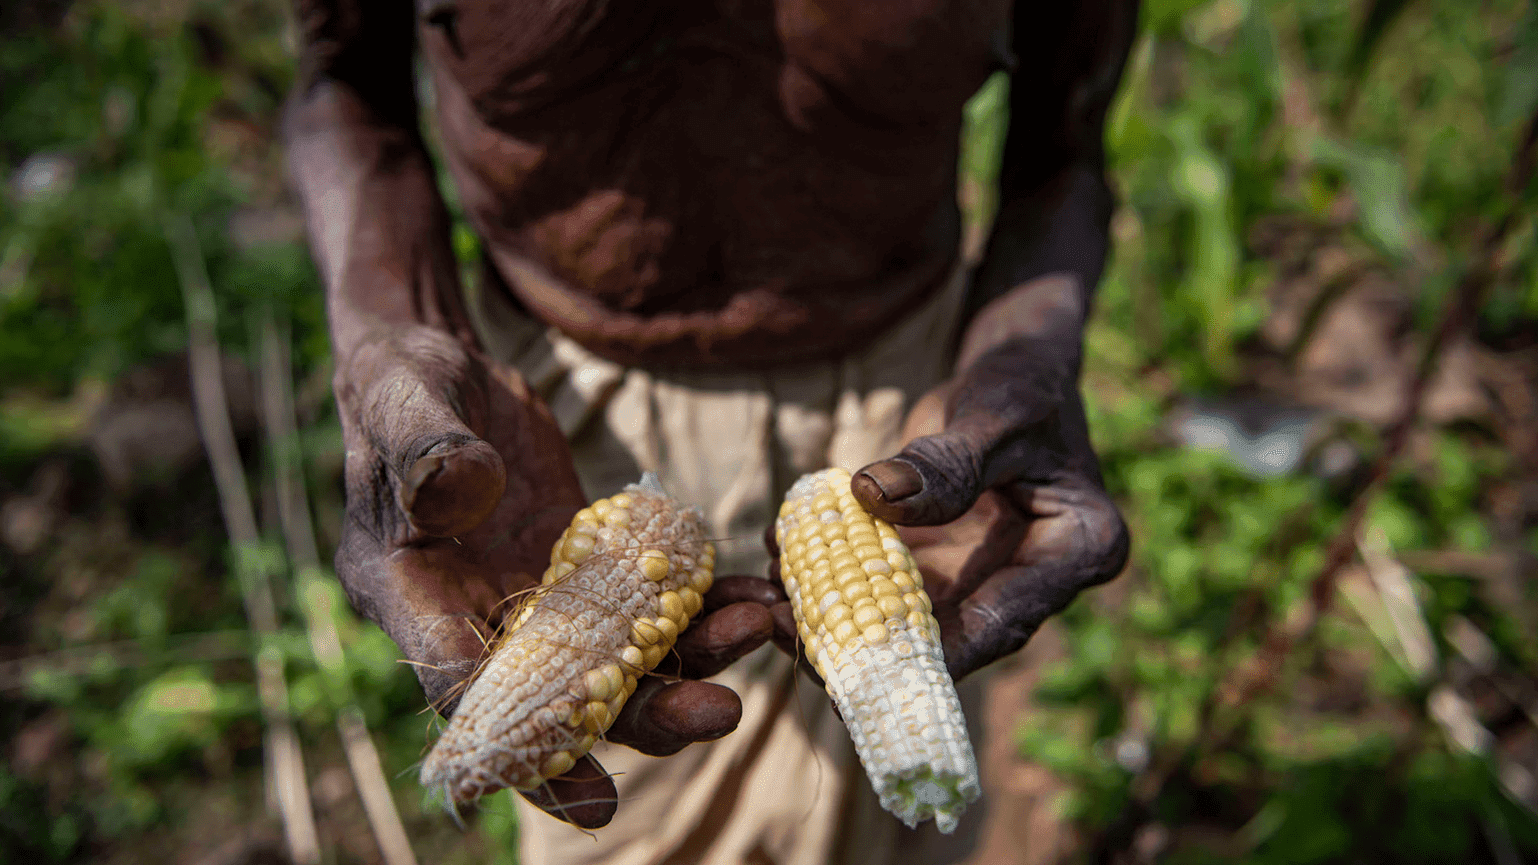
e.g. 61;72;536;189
852;328;1077;526
852;395;1048;526
397;436;505;538
851;430;988;527
343;332;508;539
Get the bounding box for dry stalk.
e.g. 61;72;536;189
257;313;420;865
167;213;321;865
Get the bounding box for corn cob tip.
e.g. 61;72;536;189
634;471;667;495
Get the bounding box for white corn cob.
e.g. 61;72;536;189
419;473;714;803
775;468;980;833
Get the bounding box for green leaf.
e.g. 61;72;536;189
1311;137;1423;260
1498;4;1538;127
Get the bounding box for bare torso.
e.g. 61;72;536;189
419;0;1012;367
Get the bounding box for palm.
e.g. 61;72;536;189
851;372;1126;682
899;484;1106;680
334;335;586;709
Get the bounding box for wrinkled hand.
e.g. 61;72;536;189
331;325;773;828
768;275;1129;682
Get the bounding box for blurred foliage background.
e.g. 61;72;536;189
2;0;1536;863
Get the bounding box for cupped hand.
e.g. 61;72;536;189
766;276;1129;682
330;326;773;828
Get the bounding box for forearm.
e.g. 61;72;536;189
956;0;1137;365
959;167;1110;373
946;164;1111;452
284;84;472;362
283;0;473;364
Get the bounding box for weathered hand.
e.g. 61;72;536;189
855;276;1129;680
765;276;1128;682
331;325;773;827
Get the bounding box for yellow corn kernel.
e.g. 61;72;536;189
620;645;645;671
641;643;667;669
540;750;575;779
631;620;663;647
561;532;596;564
639;548;671;581
678;586;704;618
657;591;685;622
654;615;680;642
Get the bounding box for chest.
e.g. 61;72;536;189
418;0;1011;130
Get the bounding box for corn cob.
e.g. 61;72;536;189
775;468;980;833
419;473;714;804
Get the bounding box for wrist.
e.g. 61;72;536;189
954;273;1086;375
287;89;474;362
965;163;1113;358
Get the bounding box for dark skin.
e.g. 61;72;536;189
286;0;1136;831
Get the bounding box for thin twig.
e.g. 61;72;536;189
0;631;251;691
258;313;420;865
167;213;322;865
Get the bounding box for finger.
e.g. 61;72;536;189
702;574;786;614
518;753;618;829
344;333;507;539
852;334;1085;528
763;522;785;586
335;522;509;715
669;601;774;679
945;482;1128;679
606;679;742;757
767;601;824;687
851;404;1072;529
399;438;506;538
769;601;797;650
852;436;986;527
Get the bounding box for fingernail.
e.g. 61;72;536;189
857;461;923;503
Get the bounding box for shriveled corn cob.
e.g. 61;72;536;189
775;468;980;833
419;473;714;804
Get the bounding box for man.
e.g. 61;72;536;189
285;1;1136;862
